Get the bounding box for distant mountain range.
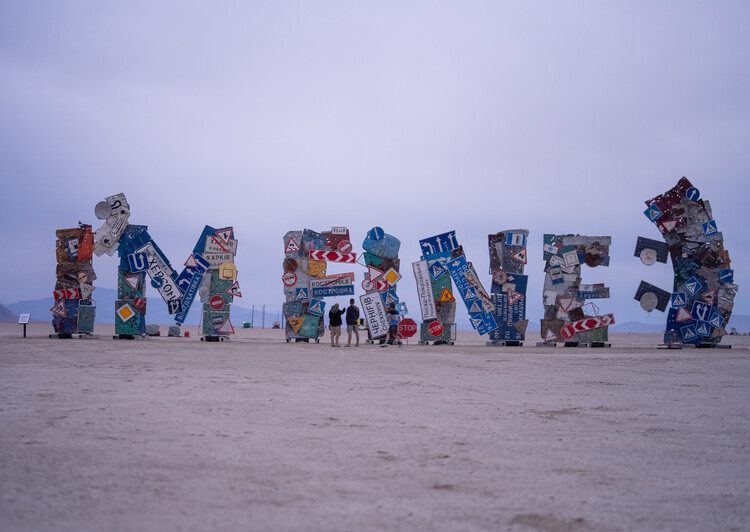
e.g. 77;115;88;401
3;293;749;334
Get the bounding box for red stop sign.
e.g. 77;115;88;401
398;318;417;338
428;321;444;337
209;295;224;310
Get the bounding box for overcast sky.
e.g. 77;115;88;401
1;1;748;326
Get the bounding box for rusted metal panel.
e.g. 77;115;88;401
634;281;670;312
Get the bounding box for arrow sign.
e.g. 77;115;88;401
719;269;734;284
560;313;615;339
308;250;356;263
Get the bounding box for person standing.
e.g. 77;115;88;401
345;298;360;347
328;303;345;347
381;302;401;347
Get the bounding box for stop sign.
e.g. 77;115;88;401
398;318;417;338
428;321;444;337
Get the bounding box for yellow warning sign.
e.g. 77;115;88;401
288;316;305;333
439;287;455;302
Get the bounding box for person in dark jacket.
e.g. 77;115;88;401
328;303;346;347
345;298;360;347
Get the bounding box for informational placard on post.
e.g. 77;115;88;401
360;292;389;338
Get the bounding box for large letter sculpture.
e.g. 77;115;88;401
642;177;737;346
282;227;355;342
487;230;529;344
360;227;401;343
50;224;97;336
91;193;239;338
541;234;614;344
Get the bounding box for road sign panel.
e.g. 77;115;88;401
226;281;242;297
50;299;66;317
719;269;734;284
127;251;149;272
505;232;527;247
675;307;693;322
307;298;326;317
215;227;233;245
560;314;615;339
709;312;724;329
511;248;527;264
360;292;389;338
685;186;700;201
338;240;353;254
695;320;711;337
285;237;300;254
308;250;356;263
116;303;136;323
282;271;297;286
217;318;234;334
683;277;703;297
702;220;718;236
700;290;716;306
428;321;444;337
671;293;686;307
219;262;237;280
429;262;446;280
398;318;417;338
419;231;458;256
210;295;224;310
367;265;384;281
384;268;401;286
205;236;238;255
412;260;438;321
288;316;305;333
644;204;663;222
295;288;309;301
681;324;698;343
381;289;399;307
691;301;712;322
439;287;455;302
659;219;678;232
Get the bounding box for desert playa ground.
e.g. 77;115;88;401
1;323;749;532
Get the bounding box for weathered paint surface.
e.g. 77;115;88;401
52;223;97;334
642;177;737;345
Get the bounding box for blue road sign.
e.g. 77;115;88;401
174;253;209;325
671;293;687;308
695;320;711;337
127;251;149;272
505;232;527;247
683;277;703;297
419;231;458;256
709;312;724;329
691;300;712;322
720;269;734;284
311;285;354;298
702;220;718;237
295;287;309;301
469;311;498;335
381;289;399;307
644;204;663;222
685;187;700;201
307;298;325;317
680;324;698;343
429;262;446;280
446;254;498;335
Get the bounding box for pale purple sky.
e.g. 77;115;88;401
1;1;748;324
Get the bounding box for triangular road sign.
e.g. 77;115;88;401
701;290;716;306
439;287;455;302
471;318;483;329
215;228;233;245
671;293;686;308
367;265;384;281
468;301;482;313
125;274;140;290
508;288;524;306
511;248;527;264
285;237;300;254
217;318;235;334
681;325;697;341
225;281;242;297
660;219;678;232
308;300;323;316
383;291;398;305
288;316;305;332
464;287;478;300
709;313;724;329
545;328;557;342
676;307;693;322
184;254;198;268
50;299;66;317
558;297;574;313
695;321;710;336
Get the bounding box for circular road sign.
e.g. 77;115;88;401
338;240;353;254
492;270;508;285
132;297;146;311
282;271;297;286
398;318;417;338
210;295;225;311
428;321;444;337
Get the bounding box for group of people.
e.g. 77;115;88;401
327;298;402;347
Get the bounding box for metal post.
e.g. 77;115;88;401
262;305;266;329
252;305;255;327
23;324;27;338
